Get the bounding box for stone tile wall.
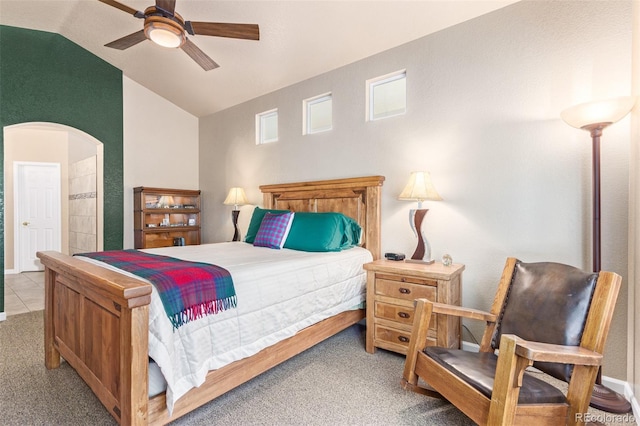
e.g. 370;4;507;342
69;156;97;254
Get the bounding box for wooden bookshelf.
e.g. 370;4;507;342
133;187;201;249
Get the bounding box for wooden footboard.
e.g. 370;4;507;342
39;250;365;425
39;251;152;425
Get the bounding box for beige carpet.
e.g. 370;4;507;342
0;310;635;425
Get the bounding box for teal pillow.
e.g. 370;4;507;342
283;212;362;252
244;207;290;243
343;215;362;247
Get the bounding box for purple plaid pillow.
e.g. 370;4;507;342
253;212;295;249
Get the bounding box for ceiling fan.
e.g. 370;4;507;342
98;0;260;71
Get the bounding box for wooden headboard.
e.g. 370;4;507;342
260;175;385;260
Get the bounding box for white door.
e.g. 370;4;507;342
16;162;61;272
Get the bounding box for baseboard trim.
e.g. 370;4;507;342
601;375;628;396
625;382;639;420
4;269;18;275
0;312;6;322
461;340;479;352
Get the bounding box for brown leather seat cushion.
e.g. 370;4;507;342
424;347;567;404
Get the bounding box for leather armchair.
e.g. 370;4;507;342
401;258;621;425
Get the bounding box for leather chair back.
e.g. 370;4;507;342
491;260;598;382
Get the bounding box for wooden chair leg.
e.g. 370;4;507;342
566;364;600;426
487;335;532;426
402;299;434;386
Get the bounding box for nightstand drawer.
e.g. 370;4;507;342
375;277;436;302
374;324;436;352
374;301;436;329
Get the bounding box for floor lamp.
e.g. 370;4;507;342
223;187;248;242
561;96;635;413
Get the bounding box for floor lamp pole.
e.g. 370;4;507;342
587;125;631;414
591;127;602;272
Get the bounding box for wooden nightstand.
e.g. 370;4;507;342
364;259;464;355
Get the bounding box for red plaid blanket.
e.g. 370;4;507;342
79;250;236;329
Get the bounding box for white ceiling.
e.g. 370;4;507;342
0;0;518;117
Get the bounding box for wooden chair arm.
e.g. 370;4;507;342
416;299;497;323
488;334;604;424
404;298;497;385
503;334;602;366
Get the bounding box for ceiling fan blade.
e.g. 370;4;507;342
155;0;176;16
98;0;144;18
105;30;147;50
181;39;219;71
187;22;260;40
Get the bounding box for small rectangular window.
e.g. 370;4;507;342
303;93;332;135
366;70;406;121
256;109;278;144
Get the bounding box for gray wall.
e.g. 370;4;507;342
199;1;632;379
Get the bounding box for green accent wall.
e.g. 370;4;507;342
0;25;124;313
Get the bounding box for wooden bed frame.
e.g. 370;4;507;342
38;175;384;425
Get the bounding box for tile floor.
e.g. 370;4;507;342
4;272;45;316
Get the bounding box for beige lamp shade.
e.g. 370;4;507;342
223;187;248;209
560;96;635;130
399;171;442;208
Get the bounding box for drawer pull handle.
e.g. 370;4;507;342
399;287;411;294
398;312;410;319
398;336;409;343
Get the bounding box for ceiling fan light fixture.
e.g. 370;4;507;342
144;18;185;48
100;0;259;70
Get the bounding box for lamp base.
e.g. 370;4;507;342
405;258;435;265
409;209;435;263
231;210;241;242
589;383;631;414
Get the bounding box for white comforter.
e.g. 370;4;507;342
79;243;372;414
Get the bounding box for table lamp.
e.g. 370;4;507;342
398;171;442;264
223;187;249;241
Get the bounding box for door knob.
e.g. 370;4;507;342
22;221;30;226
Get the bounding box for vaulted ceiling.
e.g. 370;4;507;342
0;0;517;117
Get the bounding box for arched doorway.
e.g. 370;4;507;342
4;122;104;273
